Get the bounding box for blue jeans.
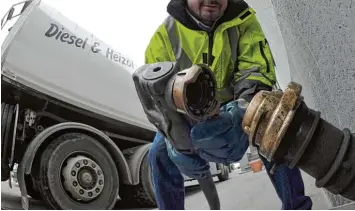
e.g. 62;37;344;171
259;155;312;210
148;132;313;210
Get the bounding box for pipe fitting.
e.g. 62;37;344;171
133;62;219;151
242;81;355;201
172;64;220;121
242;82;303;161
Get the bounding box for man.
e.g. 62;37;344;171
145;0;312;209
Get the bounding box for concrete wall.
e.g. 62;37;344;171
270;0;355;130
270;0;355;206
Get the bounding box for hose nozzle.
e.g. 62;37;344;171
133;62;219;151
172;64;220;121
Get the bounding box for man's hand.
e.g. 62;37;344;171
165;100;249;179
190;100;249;164
166;139;210;180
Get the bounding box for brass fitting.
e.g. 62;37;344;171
242;82;303;161
172;64;220;121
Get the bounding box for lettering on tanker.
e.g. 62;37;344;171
44;23;134;69
106;48;134;68
45;23;88;48
91;42;101;53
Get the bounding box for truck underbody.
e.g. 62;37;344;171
1;76;159;209
2;76;155;148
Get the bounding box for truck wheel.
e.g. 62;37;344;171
217;164;229;182
38;133;119;209
121;154;156;207
1;103;15;181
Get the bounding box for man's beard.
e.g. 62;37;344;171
196;0;222;25
199;14;218;25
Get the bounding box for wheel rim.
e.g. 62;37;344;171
62;155;104;201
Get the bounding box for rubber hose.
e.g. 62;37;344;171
277;101;355;201
198;172;221;210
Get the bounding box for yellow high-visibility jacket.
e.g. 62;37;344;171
145;0;276;103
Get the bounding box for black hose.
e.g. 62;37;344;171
276;101;355;200
198;172;220;210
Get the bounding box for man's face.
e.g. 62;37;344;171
187;0;228;24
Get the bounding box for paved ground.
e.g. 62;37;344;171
185;170;330;210
1;170;330;210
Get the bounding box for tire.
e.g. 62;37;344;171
217;165;229;182
121;154;156;207
38;133;119;209
1;103;14;181
228;165;233;173
1;103;8;142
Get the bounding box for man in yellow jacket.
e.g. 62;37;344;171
145;0;312;209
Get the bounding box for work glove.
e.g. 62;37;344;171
166;138;210;180
190;99;249;164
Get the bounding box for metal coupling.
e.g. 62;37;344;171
172;64;220;121
242;82;303;162
132;62;220;151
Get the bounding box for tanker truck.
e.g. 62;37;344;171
1;0;230;209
